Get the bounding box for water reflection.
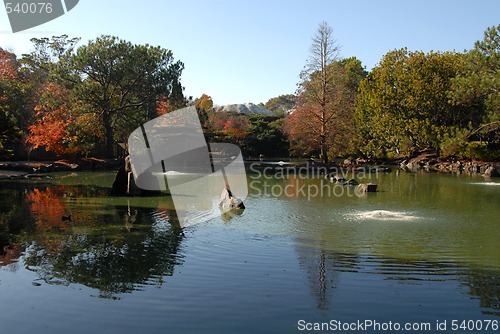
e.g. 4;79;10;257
296;244;500;316
0;171;499;330
0;178;184;298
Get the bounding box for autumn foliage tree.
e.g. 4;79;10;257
0;48;19;79
194;93;214;128
285;53;365;159
291;22;341;163
27;83;79;155
284;106;320;157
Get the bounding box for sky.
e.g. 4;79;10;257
1;0;499;106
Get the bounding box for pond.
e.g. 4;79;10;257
0;166;499;333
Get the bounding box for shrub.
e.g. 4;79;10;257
460;142;500;161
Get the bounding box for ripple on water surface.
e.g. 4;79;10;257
348;210;421;221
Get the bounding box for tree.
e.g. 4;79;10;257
326;57;367;156
195;93;214;113
294;22;341;163
241;114;288;158
69;35;185;157
286;56;365;159
0;48;19;79
209;112;249;145
449;24;500;150
18;36;86;156
356;49;466;157
265;94;296;115
0;48;29;157
27;83;97;155
194;93;213;128
20;35;81;100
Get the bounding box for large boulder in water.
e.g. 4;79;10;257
343;179;359;186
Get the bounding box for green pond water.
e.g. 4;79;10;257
0;166;499;333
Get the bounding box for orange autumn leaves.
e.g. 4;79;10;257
27;83;102;155
216;113;249;140
28;83;75;155
0;48;18;80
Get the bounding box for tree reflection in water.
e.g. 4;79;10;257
1;183;184;299
297;243;500;316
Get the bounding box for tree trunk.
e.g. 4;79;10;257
321;143;328;164
103;110;114;158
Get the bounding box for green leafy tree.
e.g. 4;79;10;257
242;115;289;157
20;35;81;98
20;36;106;156
449;24;500;152
265;94;296;115
327;57;367;157
69;35;185;157
0;48;29;157
356;49;466;157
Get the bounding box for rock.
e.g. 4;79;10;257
0;170;28;179
343;179;359;186
111;165;128;195
125;155;133;172
219;188;245;211
404;151;438;171
111;157;144;196
330;174;346;183
483;165;499;177
127;171;143;196
400;160;408;170
356;183;378;193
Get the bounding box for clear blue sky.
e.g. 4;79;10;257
1;0;499;105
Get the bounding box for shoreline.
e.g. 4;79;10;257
397;152;500;177
0;158;122;180
1;156;499;180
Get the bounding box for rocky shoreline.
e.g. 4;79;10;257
399;152;500;177
0;158;122;179
1;154;499;181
